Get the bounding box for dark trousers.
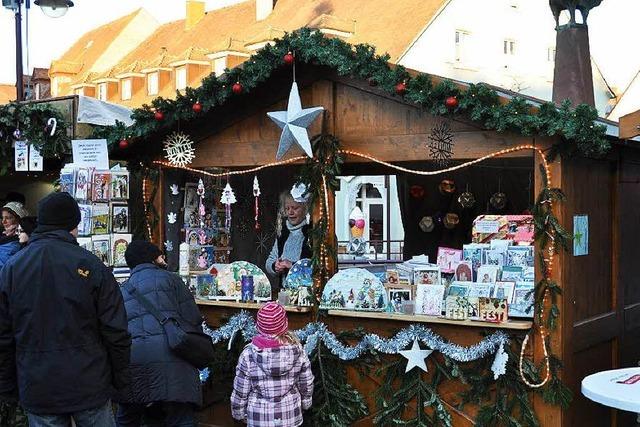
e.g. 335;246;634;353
115;402;196;427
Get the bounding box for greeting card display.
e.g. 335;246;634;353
463;243;488;281
478;297;508;323
445;296;470;320
75;168;91;200
388;288;412;312
78;204;92;236
284;258;313;289
216;261;271;300
492;281;515;302
320;268;387;311
415;284;445;316
60;169;76;196
467;283;493;298
436;247;462;273
471;215;533;244
501;266;524;282
111;171;130;200
506;246;534;268
111;234;132;267
454;261;473;282
510;282;535;318
476;265;499;284
447;281;471;297
413;265;441;286
111;204;129;233
91;172;111;201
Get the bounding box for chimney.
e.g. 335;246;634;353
256;0;276;21
186;0;205;31
550;2;602;107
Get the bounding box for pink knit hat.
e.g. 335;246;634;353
257;302;288;336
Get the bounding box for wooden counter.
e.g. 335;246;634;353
196;299;313;313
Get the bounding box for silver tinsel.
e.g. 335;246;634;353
201;312;510;377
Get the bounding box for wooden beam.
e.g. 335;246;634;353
618;110;640;139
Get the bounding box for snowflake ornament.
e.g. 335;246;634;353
427;121;454;167
164;240;174;252
167;212;177;224
169;184;179;195
491;342;509;380
163;132;195;167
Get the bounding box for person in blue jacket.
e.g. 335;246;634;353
115;240;203;427
0;192;131;426
0;202;29;269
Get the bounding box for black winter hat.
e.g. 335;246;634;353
125;240;163;269
19;216;38;236
36;192;81;232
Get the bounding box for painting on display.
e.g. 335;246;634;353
216;261;271;300
283;258;314;306
320;268;387;311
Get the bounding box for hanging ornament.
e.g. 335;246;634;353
164;240;174;252
232;82;243;94
12;128;22;140
438;179;456;195
220;182;237;232
458;184;476;209
443;213;459;230
491;342;509;380
395;81;407;95
192;102;203;113
283;51;294;65
427;121;454;167
197;178;206;228
418;216;435;233
163;132;196;167
45;118;57;136
409;185;425;199
170;184;180;196
253;176;261;231
399;338;433;373
267;82;324;160
490;179;507;211
154;110;164;121
167;212;177;224
445;96;459;109
118;139;129;150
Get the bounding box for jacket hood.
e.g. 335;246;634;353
252;344;302;378
30;229;78;245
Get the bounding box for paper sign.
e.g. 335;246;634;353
29;144;43;171
72;139;109;170
573;215;588;256
14;141;28;171
616;374;640;385
474;220;500;234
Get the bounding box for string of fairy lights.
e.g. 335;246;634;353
150;144;555;388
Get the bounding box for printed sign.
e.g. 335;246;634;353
474;220;500;234
71;139;109;170
14;141;28;171
29;144;43;171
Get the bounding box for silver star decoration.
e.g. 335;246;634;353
267;82;324;160
170;184;179;195
167;212;177;224
399;338;433;373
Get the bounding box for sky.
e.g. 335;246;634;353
0;0;639;93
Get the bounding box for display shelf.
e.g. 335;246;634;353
326;310;532;330
196;299;313;313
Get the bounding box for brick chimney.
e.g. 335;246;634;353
186;0;205;31
256;0;276;21
550;2;602;107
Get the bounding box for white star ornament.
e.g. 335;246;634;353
399;338;434;373
267;82;324;160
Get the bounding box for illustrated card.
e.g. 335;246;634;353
476;265;500;284
77;204;92;236
91;203;110;235
111;171;130;200
415;284;445;316
91;171;111;201
111;233;132;267
111;203;129;233
91;235;111;266
478;297;509;323
436;247;462;273
74;168;91;201
413;266;441;286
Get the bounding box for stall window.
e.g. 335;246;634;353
176;67;187;91
121;79;132;101
148;72;159;95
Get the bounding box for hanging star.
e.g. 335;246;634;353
399;338;433;373
267;82;324;160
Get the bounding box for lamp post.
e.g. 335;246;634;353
3;0;74;102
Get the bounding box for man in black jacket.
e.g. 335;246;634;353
0;192;131;426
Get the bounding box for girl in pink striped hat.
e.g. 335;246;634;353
231;301;314;426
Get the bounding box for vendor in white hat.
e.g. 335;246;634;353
0;201;29;268
265;183;313;289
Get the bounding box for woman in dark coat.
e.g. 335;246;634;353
116;240;203;427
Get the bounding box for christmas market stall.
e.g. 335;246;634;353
94;30;639;427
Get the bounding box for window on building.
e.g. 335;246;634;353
176;67;187;91
455;30;470;63
121;79;132;100
147;72;158;95
35;83;40;100
503;40;516;56
74;87;84;96
214;57;227;76
98;83;107;101
547;47;556;62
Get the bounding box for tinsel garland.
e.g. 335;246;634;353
201;312;509;375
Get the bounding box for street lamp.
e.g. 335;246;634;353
3;0;74;101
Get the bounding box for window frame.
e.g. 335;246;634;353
147;72;159;96
175;67;187;91
121;78;132;101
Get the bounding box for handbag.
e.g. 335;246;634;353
125;284;215;369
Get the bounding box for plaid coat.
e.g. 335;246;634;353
231;343;314;426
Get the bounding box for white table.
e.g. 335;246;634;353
582;367;640;412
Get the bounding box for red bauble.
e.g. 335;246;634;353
192;102;202;113
232;82;243;94
118;139;129;150
445;96;458;109
395;81;407;95
283;52;294;65
154;110;164;121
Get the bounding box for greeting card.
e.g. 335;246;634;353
91;172;111;201
415;284;445;316
436;247;462;273
111;233;132;267
91;203;110;235
478;297;509;323
413;265;441;286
